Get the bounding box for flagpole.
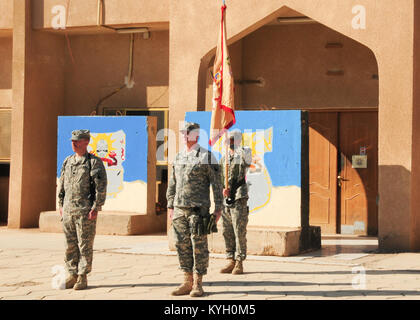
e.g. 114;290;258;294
222;1;229;193
225;131;229;191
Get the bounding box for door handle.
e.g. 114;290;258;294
337;175;348;187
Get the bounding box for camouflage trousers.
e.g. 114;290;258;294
222;198;249;261
172;207;209;275
62;213;97;276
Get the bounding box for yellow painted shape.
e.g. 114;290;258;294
89;133;117;158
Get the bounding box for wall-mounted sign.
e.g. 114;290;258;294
360;146;367;155
352;155;367;168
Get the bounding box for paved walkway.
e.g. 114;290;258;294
0;227;420;300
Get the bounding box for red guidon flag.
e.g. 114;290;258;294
209;4;235;146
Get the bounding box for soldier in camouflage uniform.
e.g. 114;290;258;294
167;122;223;297
220;129;252;275
58;129;107;290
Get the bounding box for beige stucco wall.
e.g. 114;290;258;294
410;0;420;251
3;0;419;250
8;0;169;227
63;31;169;115
240;24;378;109
169;0;416;250
249;186;301;228
8;0;66;227
10;30;65;227
32;0;169;29
0;0;13;30
205;23;379;110
170;0;412;125
203;39;243;111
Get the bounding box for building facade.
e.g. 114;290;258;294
0;0;419;251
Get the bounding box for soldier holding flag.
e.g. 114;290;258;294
219;129;252;274
208;1;252;275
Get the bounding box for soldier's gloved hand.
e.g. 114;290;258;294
223;188;230;197
213;209;222;223
88;209;98;220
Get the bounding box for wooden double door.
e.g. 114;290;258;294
308;111;378;236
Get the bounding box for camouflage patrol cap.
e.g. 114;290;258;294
180;122;200;134
228;129;242;141
70;129;91;141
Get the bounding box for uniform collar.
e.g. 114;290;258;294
229;146;241;156
184;143;200;156
71;152;89;164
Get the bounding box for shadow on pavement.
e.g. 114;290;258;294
88;280;352;290
205;280;351;286
87;279;420;298
88;283;179;289
252;270;420;275
206;289;420;297
300;245;378;256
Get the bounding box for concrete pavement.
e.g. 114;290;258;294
0;227;420;300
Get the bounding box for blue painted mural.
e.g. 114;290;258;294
57;116;149;211
185;111;302;219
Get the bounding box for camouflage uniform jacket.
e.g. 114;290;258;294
166;144;223;212
58;153;107;215
220;146;252;201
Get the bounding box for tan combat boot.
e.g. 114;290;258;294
220;259;236;273
232;260;243;275
73;274;88;290
171;272;193;296
65;274;78;289
190;273;204;297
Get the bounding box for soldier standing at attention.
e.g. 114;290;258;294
167;122;223;297
219;129;252;275
58;130;107;290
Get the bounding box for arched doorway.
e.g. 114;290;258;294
198;7;379;236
